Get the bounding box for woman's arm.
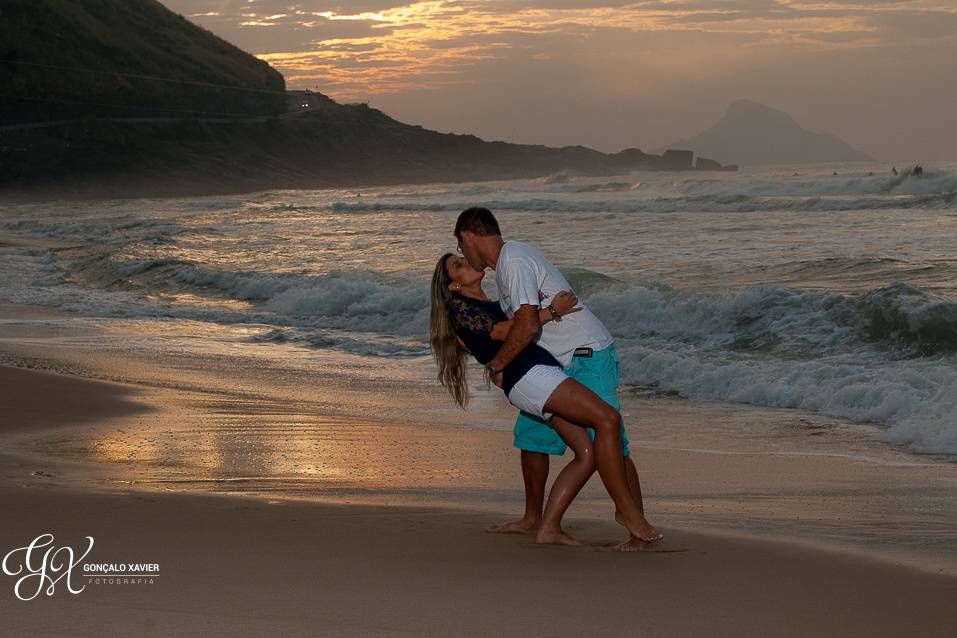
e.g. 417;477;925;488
489;290;581;340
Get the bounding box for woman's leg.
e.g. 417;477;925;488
609;456;652;551
535;416;596;545
543;378;661;543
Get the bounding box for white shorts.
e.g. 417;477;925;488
507;364;569;421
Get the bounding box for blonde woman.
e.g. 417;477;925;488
430;252;661;548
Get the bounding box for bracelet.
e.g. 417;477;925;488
486;364;501;376
546;304;562;322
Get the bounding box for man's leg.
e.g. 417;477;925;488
487;410;566;534
486;450;549;533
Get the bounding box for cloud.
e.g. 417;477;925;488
158;1;957;158
160;0;956;98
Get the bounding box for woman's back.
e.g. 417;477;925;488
447;292;560;395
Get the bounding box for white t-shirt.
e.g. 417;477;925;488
495;240;613;367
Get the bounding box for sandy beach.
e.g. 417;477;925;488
2;299;957;636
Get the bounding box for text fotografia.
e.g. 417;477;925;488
83;562;160;586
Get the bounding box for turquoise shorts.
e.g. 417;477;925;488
513;344;630;456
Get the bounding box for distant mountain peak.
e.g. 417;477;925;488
725;99;797;124
661;100;873;166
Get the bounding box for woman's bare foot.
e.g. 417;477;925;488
612;535;659;552
618;512;662;542
535;526;581;546
486;518;539;534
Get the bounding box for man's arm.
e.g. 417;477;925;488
486;304;539;374
489;291;580;340
489;308;547;341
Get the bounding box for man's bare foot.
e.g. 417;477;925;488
486;518;539;534
535;527;581;546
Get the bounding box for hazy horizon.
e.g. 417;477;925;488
159;1;957;162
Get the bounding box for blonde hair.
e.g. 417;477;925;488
430;252;470;407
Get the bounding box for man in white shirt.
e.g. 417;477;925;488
453;207;647;546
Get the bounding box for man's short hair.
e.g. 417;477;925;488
454;207;501;238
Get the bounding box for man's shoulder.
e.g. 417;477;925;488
500;240;548;265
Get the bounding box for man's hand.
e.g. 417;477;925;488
490;371;503;388
549;290;582;318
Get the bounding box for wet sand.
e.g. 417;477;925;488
2;301;957;635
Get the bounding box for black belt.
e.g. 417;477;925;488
573;347;593;358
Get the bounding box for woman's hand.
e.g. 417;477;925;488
549;290;582;318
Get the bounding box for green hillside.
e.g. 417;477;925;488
0;0;733;200
1;101;652;198
0;0;285;122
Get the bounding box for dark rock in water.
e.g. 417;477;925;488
545;173;573;184
695;157;722;170
610;148;654;164
662;149;694;170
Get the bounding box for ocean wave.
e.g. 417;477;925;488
5;234;956;452
245;327;428;356
590;282;957;357
23;246;957;359
586;282;957;453
614;341;957;453
682;166;957;198
167;265;430;337
116;257;195;277
544;173;574;184
751;256;906;279
325;190;957;215
545;181;638;194
0;217;214;243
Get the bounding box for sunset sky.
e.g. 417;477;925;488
160;1;957;161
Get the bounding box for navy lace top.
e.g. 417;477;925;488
447;292;560;395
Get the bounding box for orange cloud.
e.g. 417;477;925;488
168;1;957;101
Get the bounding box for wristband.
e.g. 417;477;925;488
546;304;562;322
